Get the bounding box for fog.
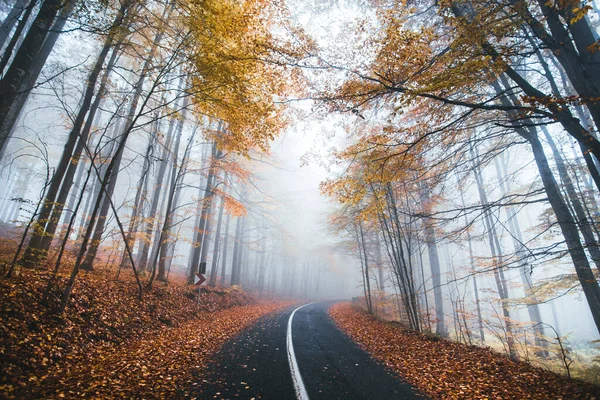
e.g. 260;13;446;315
2;0;600;372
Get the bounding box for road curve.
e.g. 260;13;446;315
192;301;424;399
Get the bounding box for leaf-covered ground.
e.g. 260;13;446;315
0;269;292;399
329;303;600;399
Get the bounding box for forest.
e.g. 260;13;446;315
2;0;600;398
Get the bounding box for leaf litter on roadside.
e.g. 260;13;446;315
0;269;293;399
329;302;600;400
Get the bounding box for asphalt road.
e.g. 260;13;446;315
193;301;424;400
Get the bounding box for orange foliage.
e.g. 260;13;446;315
184;0;312;155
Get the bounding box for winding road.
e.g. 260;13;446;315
192;301;424;400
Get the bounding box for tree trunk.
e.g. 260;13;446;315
528;132;600;333
239;220;250;287
187;143;210;274
471;146;518;360
358;219;373;313
219;211;231;286
149;112;189;287
542;126;600;271
0;0;63;154
19;18;125;268
80;4;169;270
118;126;157;272
491;79;600;333
135;115;173;272
156;95;190;281
257;237;267;295
188;140;222;283
61;156;85;229
457;172;485;343
209;194;226;286
0;0;28;50
494;154;547;352
36;41;123;256
0;0;37;76
0;176;16;221
80;141;125;270
230;216;243;286
375;232;385;291
78;117;122;237
419;187;447;336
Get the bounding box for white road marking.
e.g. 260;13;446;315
287;302;315;400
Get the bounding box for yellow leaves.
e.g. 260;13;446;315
184;0;308;155
374;26;436;85
570;5;592;24
320;114;436;226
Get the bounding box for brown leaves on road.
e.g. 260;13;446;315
329;303;600;400
0;269;292;399
38;302;291;399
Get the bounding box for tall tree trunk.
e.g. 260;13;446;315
0;2;76;161
0;177;16;221
80;140;126;270
419;187;447;336
149;113;189;287
528;132;600;333
471;146;518;360
492;79;600;333
542;126;600;271
61;156;85;229
187;143;210;274
0;0;37;76
80;4;170;270
230;216;243;286
156;95;190;281
146;160;172;275
19;16;126;268
239;220;250;287
188;140;222;283
358;219;373;313
0;0;63;154
494;154;547;352
209;194;226;286
268;252;277;298
457;172;485;343
219;211;231;286
135;115;173;272
375;232;385;291
78;117;122;237
0;0;28;50
257;237;267;295
119;125;157;272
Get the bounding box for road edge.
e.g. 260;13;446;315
286;302;315;400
